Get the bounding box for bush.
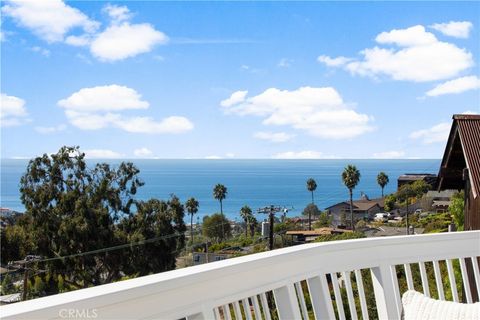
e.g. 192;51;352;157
314;232;365;243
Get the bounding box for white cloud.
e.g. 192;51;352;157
2;0;99;43
271;151;337;159
35;124;66;134
426;76;480;97
205;155;223;159
0;93;29;127
58;85;149;112
133;147;153;158
103;4;131;24
65;34;91;47
372;150;405;159
84;149;124;159
31;46;50;57
221;86;373;139
430;21;473;38
58;85;193;134
410;122;451;144
90;22;168;62
115;116;194;134
319;25;473;82
317;55;352;67
253;131;295;143
277;58;292;68
220;90;248;107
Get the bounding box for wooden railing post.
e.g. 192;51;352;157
371;265;401;320
307;275;335;320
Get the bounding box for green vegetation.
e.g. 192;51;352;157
1;146;186;299
303;203;320;230
449;191;464;231
313;211;332;228
202;213;231;242
376;172;389;197
239;205;253;237
186;197;199;245
306;178;317;204
341;165;361;231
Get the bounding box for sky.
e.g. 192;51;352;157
1;1;479;160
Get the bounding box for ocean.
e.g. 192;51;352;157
1;159;440;221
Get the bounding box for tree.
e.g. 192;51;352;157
449;191;464;231
186;198;199;245
213;184;228;239
342;165;361;231
306;178;317;204
384;194;396;212
17;146;184;295
397;184;415;235
411;180;431;198
303;203;320;230
239;205;253;237
376;172;389;197
314;212;332;228
118;196;186;276
249;215;258;237
202;213;231;242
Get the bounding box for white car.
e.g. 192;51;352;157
374;213;389;222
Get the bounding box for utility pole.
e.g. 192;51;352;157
9;255;42;301
257;205;290;250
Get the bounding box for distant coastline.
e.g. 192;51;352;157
1;159;441;219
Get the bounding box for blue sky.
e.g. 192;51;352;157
1;1;479;159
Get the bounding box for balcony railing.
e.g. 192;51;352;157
2;231;480;320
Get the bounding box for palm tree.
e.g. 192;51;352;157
213;184;228;239
306;178;317;204
240;205;253;237
377;172;389;197
185;198;199;245
249;215;258;237
342;165;361;231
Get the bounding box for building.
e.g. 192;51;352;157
397;173;437;190
325;198;384;226
437;114;480;230
286;227;352;243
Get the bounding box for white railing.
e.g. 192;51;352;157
1;231;479;320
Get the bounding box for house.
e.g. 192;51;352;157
397;173;437;190
286;227;352;243
437;114;480;230
325;197;384;226
422;190;456;213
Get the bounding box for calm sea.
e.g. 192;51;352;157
1;159;440;221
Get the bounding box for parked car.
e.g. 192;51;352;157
374;213;389;222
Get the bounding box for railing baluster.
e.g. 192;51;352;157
233;301;242;320
371;265;401;319
294;282;309;320
419;262;430;297
354;270;369;320
242;298;253;320
252;295;262;320
307;275;336;320
472;257;480;298
390;265;402;318
331;272;346;320
433;260;445;300
273;284;302;320
342;271;358;320
404;263;414;290
223;305;232;320
446;259;459;302
459;258;473;303
214;307;222;320
260;293;271;320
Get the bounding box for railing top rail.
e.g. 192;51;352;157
2;231;479;320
